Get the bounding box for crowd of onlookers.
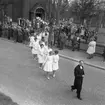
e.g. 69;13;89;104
0;16;105;61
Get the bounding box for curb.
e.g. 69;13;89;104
60;54;105;70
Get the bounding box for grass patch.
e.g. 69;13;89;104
0;92;19;105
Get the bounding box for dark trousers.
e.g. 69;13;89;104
57;39;60;48
8;30;11;40
0;31;2;37
71;77;83;98
59;41;64;50
76;43;80;51
72;42;76;51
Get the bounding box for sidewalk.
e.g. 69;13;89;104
54;47;105;70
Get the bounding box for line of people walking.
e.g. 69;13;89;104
29;29;85;100
29;30;59;80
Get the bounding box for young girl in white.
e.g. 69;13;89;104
37;32;42;42
43;51;53;80
29;34;35;49
31;37;39;60
38;44;45;69
52;50;59;77
43;42;49;61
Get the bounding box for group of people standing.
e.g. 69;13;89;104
29;30;59;80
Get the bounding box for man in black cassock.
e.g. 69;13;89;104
71;60;85;100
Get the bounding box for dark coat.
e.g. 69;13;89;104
74;65;85;78
71;35;77;45
73;65;85;90
60;32;67;43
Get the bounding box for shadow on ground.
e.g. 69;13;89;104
0;92;19;105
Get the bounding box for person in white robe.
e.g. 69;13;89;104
44;30;49;44
52;50;59;77
43;42;49;61
43;51;53;79
37;32;42;42
38;44;45;69
31;38;39;60
87;38;96;59
29;34;35;49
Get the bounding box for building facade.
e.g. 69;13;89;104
0;0;49;21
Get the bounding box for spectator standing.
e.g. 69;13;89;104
80;26;85;38
71;34;77;51
102;45;105;62
59;30;67;50
87;38;96;59
75;32;81;51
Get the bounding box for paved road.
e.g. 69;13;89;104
0;39;105;105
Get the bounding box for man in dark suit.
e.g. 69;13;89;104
71;60;85;100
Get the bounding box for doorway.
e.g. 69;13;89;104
35;7;45;19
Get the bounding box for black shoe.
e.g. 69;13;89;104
77;96;82;100
71;88;73;92
71;86;74;91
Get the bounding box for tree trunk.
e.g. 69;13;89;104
95;11;104;32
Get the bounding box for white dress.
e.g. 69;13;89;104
80;29;85;36
44;32;49;43
29;36;35;47
43;45;49;60
31;40;39;55
52;55;59;71
38;47;45;64
37;34;42;42
87;41;96;54
48;48;52;53
43;55;53;72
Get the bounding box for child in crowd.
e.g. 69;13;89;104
43;51;53;79
52;50;59;77
31;37;39;60
38;44;45;69
29;34;35;49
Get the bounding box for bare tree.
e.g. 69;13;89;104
71;0;105;26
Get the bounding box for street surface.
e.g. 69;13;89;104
0;39;105;105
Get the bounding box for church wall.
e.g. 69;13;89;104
12;0;23;21
2;0;48;21
22;0;47;20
